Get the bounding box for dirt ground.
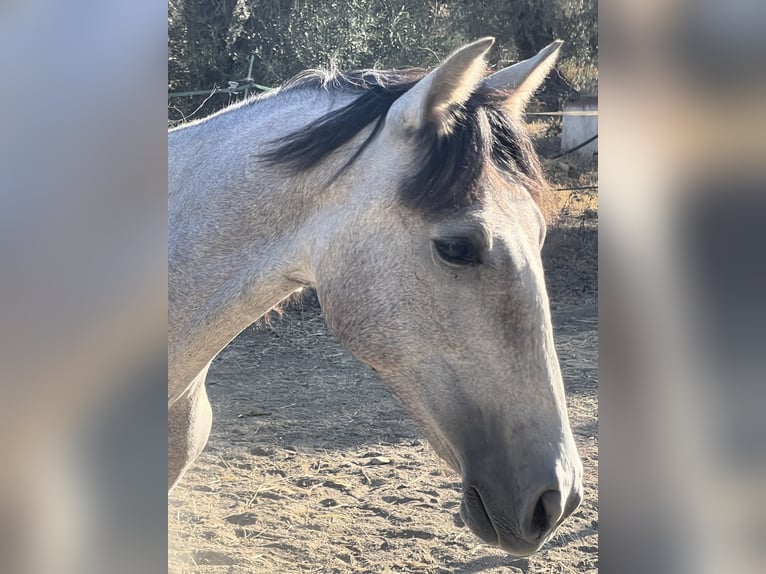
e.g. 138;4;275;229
168;209;598;574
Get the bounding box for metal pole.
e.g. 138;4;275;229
244;54;255;99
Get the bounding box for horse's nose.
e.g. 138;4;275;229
523;486;581;544
523;489;564;543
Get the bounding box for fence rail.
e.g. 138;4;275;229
168;83;272;99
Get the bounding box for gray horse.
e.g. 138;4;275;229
169;38;583;556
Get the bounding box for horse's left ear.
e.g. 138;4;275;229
482;40;563;118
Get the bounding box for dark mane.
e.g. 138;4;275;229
260;68;552;218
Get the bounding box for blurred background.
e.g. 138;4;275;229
600;1;766;573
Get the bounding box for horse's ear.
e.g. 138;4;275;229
481;40;563;118
388;37;494;137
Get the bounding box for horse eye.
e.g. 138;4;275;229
433;238;480;267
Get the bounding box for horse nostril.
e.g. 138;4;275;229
528;489;563;541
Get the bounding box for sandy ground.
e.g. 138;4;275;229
168;215;598;573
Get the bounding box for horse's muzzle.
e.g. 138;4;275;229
459;478;583;556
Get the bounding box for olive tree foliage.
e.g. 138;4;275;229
168;0;596;123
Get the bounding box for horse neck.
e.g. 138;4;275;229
168;90;357;391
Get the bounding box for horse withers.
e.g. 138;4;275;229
168;38;583;556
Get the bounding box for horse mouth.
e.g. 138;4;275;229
460;486;543;557
460;487;498;546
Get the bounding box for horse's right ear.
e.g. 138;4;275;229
387;38;494;138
